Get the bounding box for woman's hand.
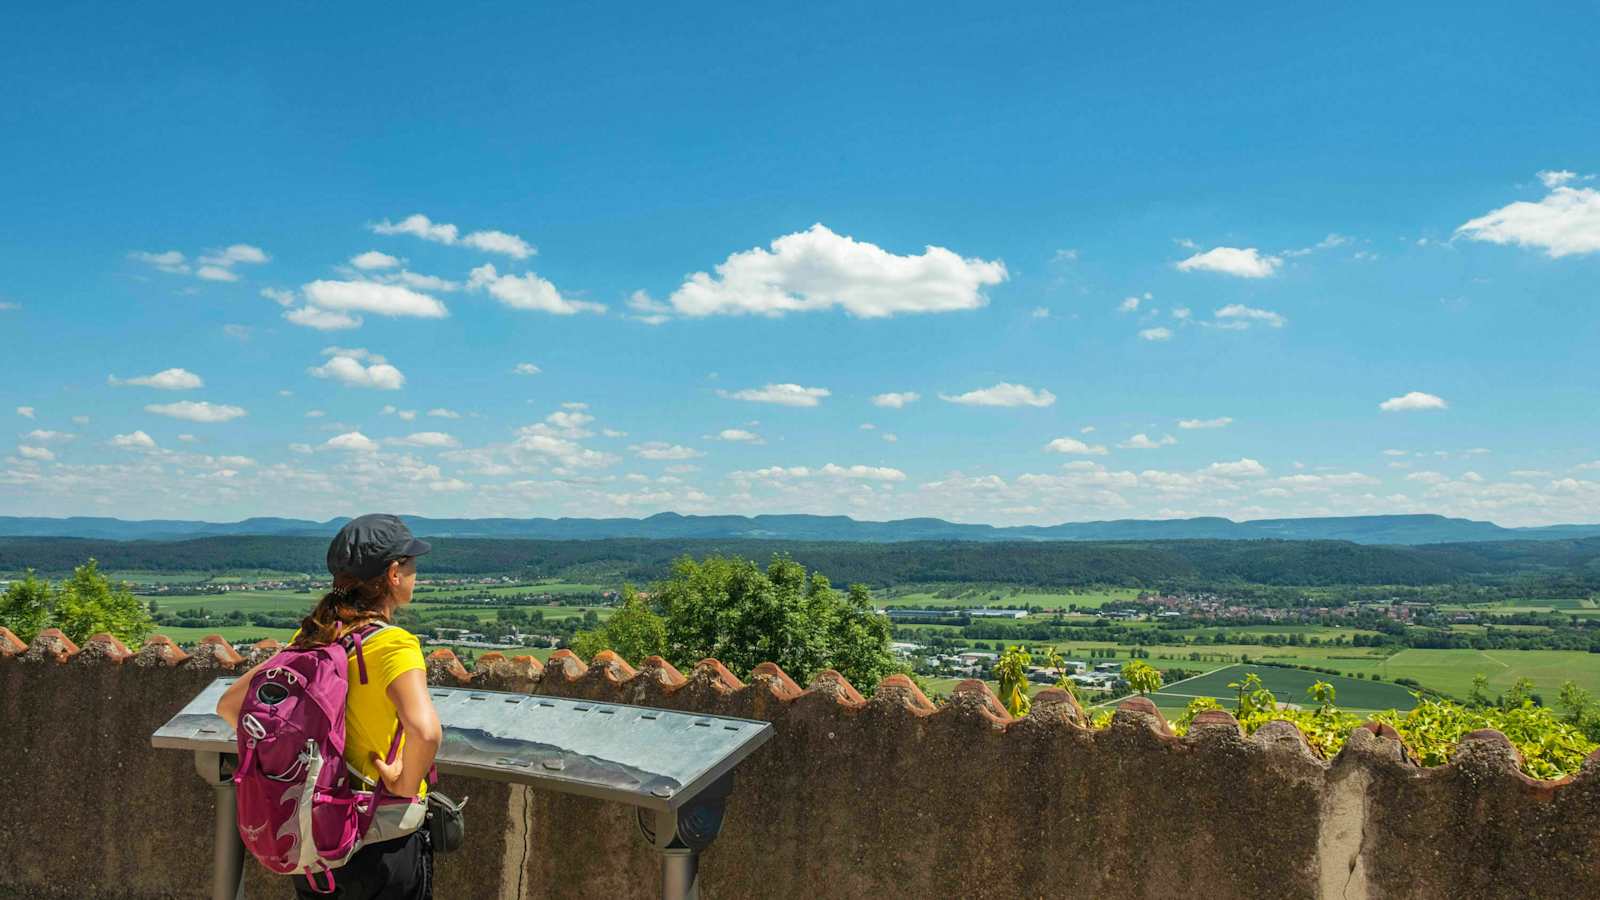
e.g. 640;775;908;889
371;751;409;796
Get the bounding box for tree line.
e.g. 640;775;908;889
7;534;1600;590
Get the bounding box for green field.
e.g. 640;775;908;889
1143;664;1417;713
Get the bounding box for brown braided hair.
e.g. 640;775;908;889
291;558;411;649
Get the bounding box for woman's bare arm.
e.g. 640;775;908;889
372;668;442;797
215;659;273;729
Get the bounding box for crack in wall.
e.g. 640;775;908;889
1318;768;1371;900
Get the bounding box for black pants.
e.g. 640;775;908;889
292;830;432;900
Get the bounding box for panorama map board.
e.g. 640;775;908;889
153;678;774;811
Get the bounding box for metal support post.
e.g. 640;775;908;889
195;751;245;900
658;848;699;900
637;772;734;900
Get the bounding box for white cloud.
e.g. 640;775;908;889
1456;185;1600;258
288;442;314;454
460;230;535;259
1178;417;1233;429
939;383;1055;408
385;271;461;293
666;223;1007;318
719;384;831;407
129;250;189;274
510;429;618;469
1537;170;1579;189
1031;307;1051;319
1138;327;1173;341
631;442;704;460
1172;307;1192;320
17;445;54;461
387;431;459;448
1177;246;1282;278
713;429;762;442
1379;391;1448;412
15;407;34;419
540;410;594;437
200;244;269;267
70;415;89;425
736;463;906;482
1213;304;1286;328
513;363;543;376
871;391;921;409
467;264;604;315
1383;448;1410;456
309;351;406;390
222;324;251;340
626;290;674;325
1117;294;1148;313
427;408;462;419
371;213;535;259
305;409;326;418
300;280;448;318
1119;433;1177;449
111;430;157;449
23;430;73;444
108;367;204;390
260;287;298;307
429;478;471;492
1206;458;1268;478
350;251;401;270
324;431;379;452
1045;437;1108;455
134;244;266;283
285;306;363;330
145;401;247;423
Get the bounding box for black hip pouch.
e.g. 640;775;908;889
425;790;467;854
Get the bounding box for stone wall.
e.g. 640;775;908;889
1;626;1597;899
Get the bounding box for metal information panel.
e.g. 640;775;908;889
153;677;774;900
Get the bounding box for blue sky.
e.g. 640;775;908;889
3;3;1597;525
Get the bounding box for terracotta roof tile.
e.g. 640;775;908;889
74;633;133;665
870;673;937;715
426;648;472;685
133;634;189;667
0;626;26;657
748;662;803;700
186;635;245;670
23;628;79;663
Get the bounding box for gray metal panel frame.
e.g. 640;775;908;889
152;678;773;812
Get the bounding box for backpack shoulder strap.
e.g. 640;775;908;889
337;622;392;685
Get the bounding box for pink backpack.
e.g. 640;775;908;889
232;624;407;893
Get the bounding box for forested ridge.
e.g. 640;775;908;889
4;535;1599;589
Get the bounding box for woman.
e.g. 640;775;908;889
218;514;443;899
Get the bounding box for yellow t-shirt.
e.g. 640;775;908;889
291;624;428;798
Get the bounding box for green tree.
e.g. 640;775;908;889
655;554;898;688
1469;673;1492;708
1121;659;1163;696
1503;677;1537;710
51;560;154;646
0;569;54;644
994;644;1033;717
571;584;668;663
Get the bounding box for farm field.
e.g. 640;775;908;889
1141;664;1416;713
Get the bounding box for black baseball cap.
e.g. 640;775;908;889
327;514;432;580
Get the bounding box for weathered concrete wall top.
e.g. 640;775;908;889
1;626;1598;899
